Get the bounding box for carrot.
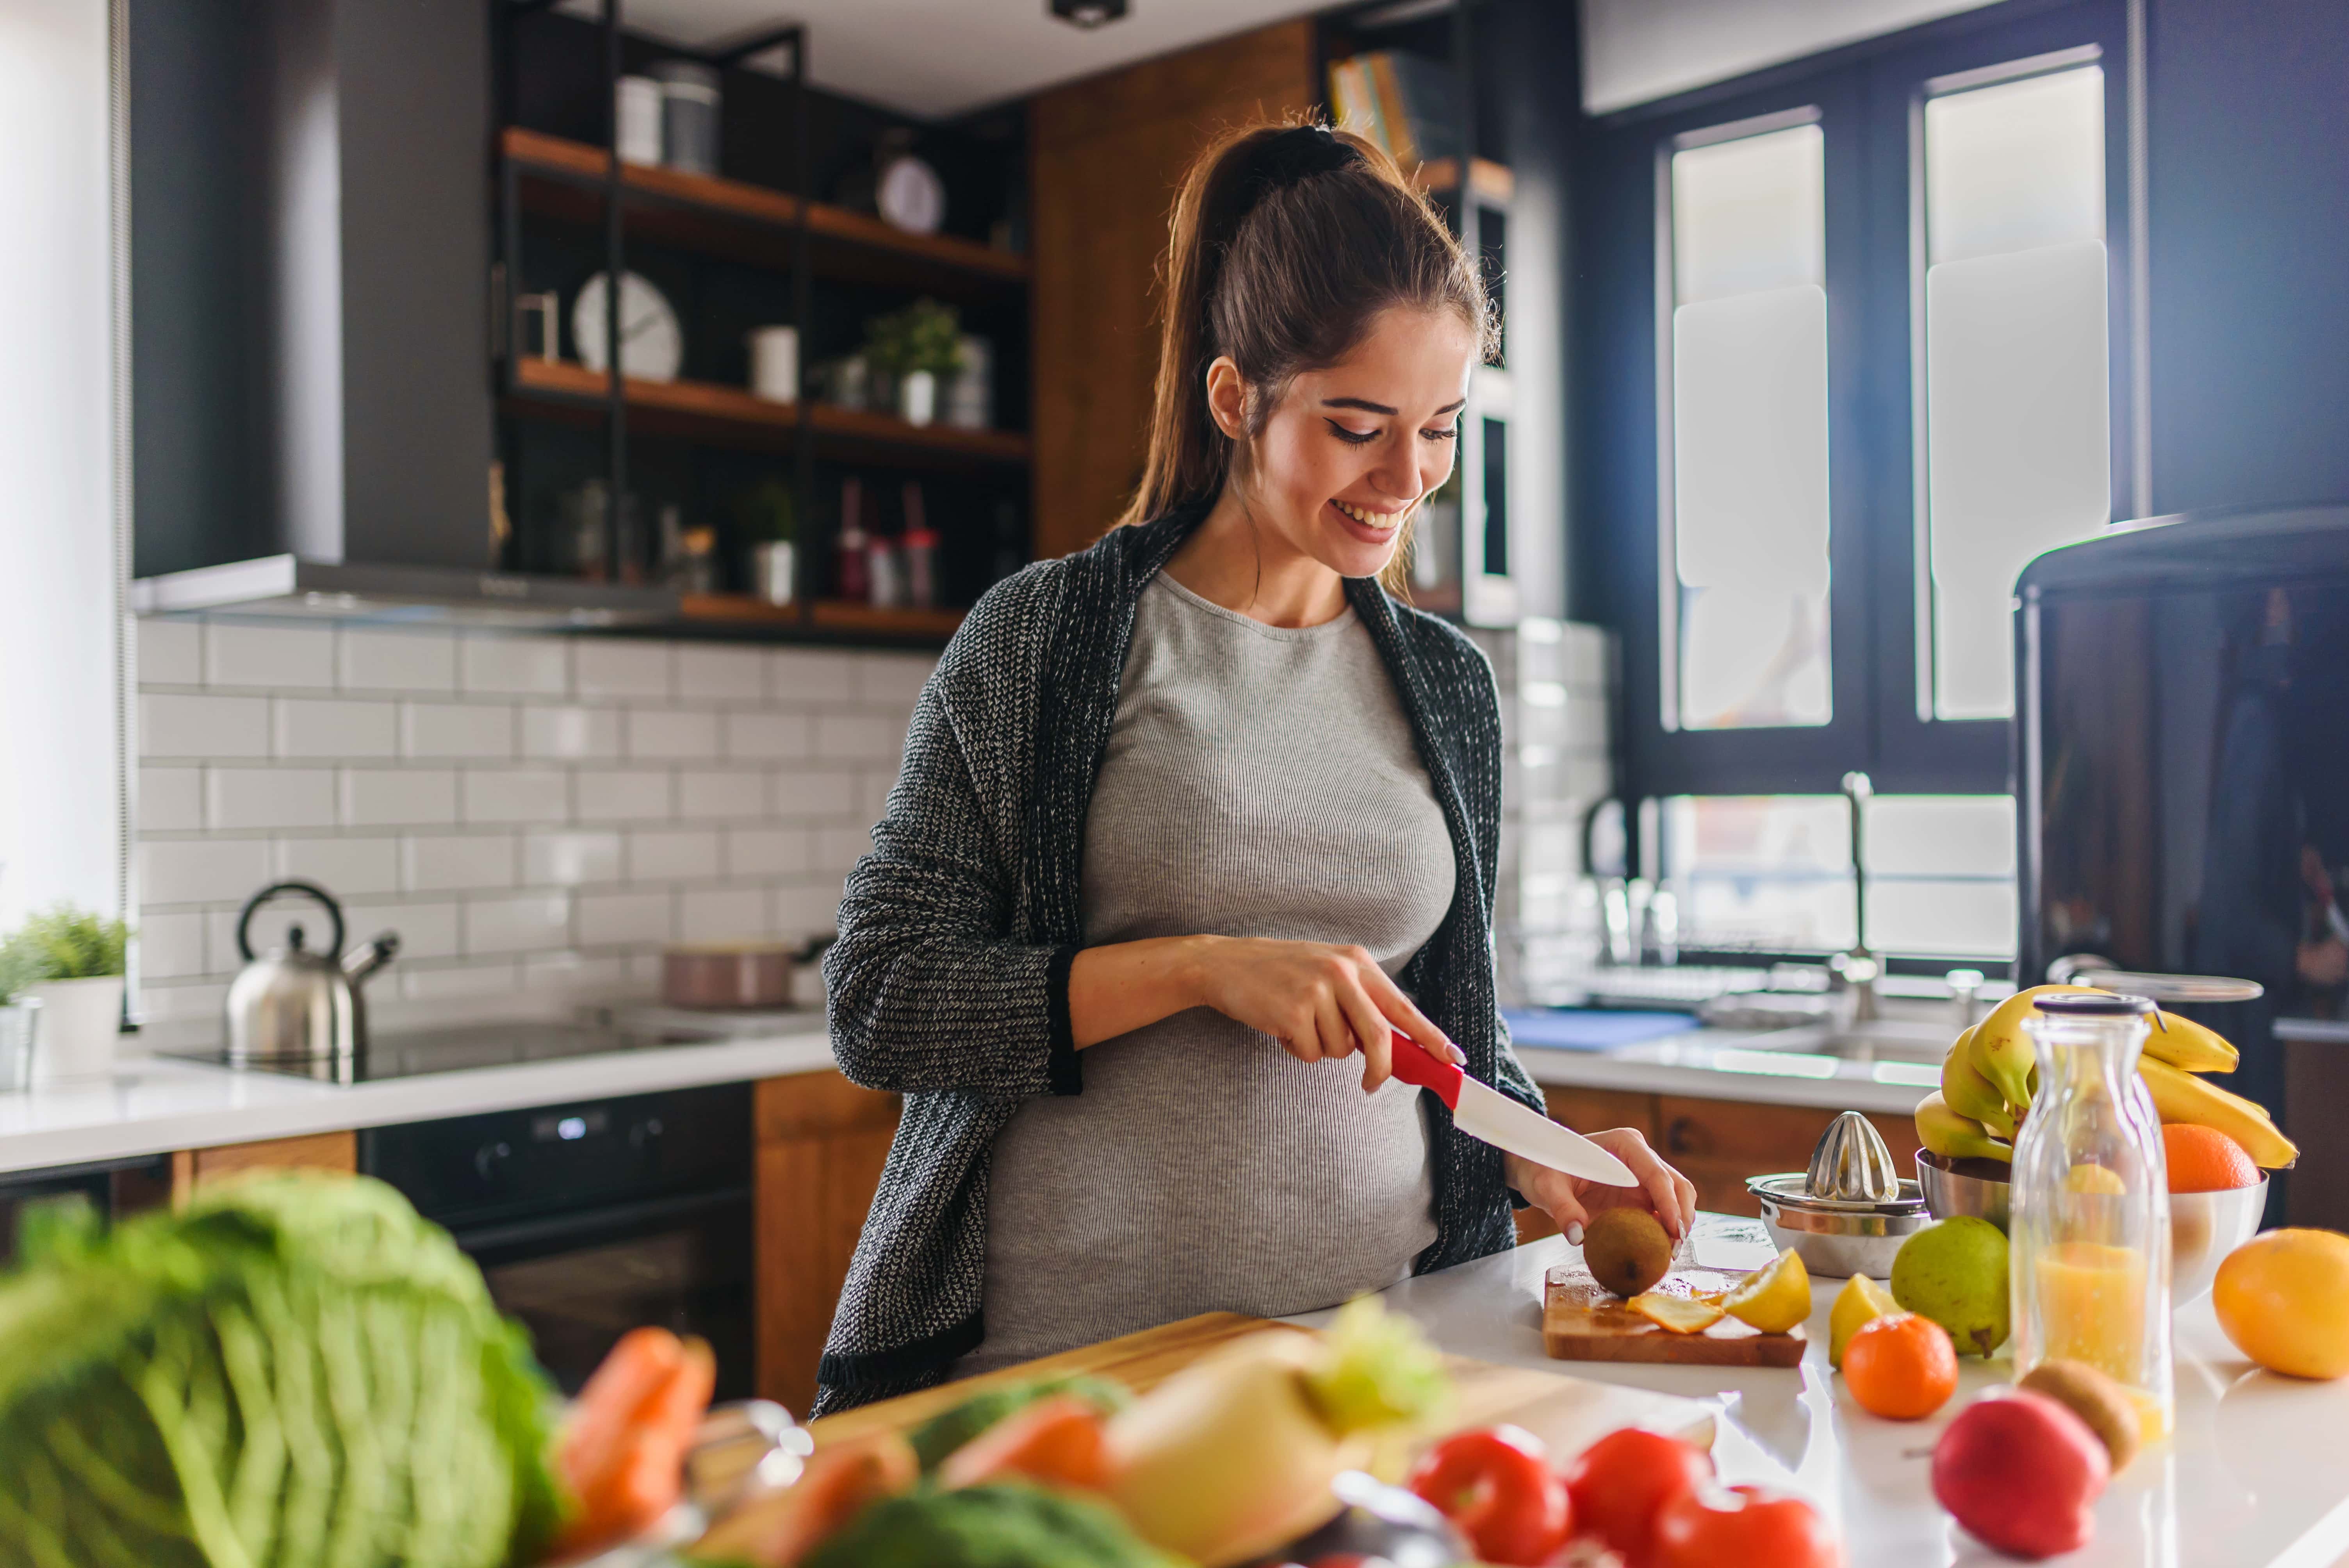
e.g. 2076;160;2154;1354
631;1334;717;1455
685;1436;916;1566
561;1327;686;1498
936;1393;1114;1493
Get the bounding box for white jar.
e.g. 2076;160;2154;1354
898;368;937;427
23;974;123;1081
748;325;799;403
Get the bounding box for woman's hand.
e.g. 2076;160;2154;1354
1505;1131;1698;1244
1190;936;1463;1092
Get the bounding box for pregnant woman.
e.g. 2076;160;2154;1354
818;121;1694;1413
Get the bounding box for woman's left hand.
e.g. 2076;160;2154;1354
1505;1130;1698;1244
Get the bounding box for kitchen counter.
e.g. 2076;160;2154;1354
1290;1222;2349;1568
1517;1032;1938;1114
0;1029;836;1175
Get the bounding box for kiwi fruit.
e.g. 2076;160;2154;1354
2018;1358;2142;1472
1582;1208;1673;1298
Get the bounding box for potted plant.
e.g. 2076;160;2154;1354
863;297;964;426
1;905;130;1081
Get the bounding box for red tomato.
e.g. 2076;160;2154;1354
1647;1484;1840;1568
1560;1427;1714;1561
1406;1425;1572;1566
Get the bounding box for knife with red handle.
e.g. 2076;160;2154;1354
1387;1030;1638;1186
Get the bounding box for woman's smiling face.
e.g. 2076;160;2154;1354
1210;305;1479;581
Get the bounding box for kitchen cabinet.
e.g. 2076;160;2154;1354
169;1129;358;1203
1656;1095;1922;1219
754;1070;900;1416
1029;20;1317;560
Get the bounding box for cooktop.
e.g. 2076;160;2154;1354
203;1019;725;1085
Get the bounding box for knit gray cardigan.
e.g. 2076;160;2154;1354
814;504;1543;1413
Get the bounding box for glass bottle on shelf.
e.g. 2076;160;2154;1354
2010;991;2174;1438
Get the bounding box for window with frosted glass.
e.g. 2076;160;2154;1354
1921;64;2111;722
1664;121;1831;731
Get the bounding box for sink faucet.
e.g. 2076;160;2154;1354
1832;771;1880;1025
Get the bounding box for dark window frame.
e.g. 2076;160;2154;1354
1577;0;2135;801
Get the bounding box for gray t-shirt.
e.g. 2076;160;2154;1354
961;574;1456;1374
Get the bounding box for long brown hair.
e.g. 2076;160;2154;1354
1117;121;1496;594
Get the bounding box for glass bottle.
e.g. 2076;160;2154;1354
2010;991;2174;1437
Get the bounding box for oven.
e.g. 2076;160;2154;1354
360;1082;755;1399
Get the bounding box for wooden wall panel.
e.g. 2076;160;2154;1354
1029;20;1316;561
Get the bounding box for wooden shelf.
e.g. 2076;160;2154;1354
1413;156;1514;206
506;356;1030;465
503;127;1028;297
677;594;962;638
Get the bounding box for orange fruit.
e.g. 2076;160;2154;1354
1843;1311;1960;1419
2163;1124;2260;1193
2213;1229;2349;1379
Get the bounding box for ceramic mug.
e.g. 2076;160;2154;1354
748;326;799;403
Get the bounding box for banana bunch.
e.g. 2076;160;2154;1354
1917;984;2297;1169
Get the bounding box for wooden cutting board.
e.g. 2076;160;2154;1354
810;1310;1718;1460
1543;1261;1807;1367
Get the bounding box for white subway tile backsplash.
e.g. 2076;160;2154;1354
462;635;570;696
139;912;207;980
340;629;457;692
465;893;574;955
769;770;856;820
403;702;515;759
137;622;935;1013
144;694;269;758
576;770;672;822
208;623;334;690
140;767;204;831
859;653;933;706
627;708;719;759
725;827;808;878
137;980;230;1024
679;769;766;821
276;836;402;895
206;767;337;831
723;713;809;760
524;830;623;887
276;698;397;758
679;886;767;942
578;890;674;947
629;828;719;882
462;768;571;825
138;620;203;682
341;767;458;827
576;641;671;698
522;705;621;759
405;833;518;893
141;837;269;906
676;645;765;702
815;713;903;762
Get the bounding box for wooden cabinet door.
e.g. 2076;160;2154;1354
1654;1095;1923;1217
754;1071;901;1417
171;1130;357;1203
1517;1087;1660;1244
1029;20;1316;560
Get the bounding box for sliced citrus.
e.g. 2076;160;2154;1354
1721;1246;1811;1334
1632;1292;1727;1334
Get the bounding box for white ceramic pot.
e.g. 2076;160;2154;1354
23;974;123;1081
898;368;937;427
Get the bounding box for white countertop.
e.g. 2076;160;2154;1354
0;1030;836;1175
1518;1033;1937;1114
1293;1224;2349;1568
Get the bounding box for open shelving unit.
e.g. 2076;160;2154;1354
492;9;1032;646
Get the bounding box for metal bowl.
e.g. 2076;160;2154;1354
1748;1173;1931;1278
2170;1177;2268;1305
1916;1149;2012;1230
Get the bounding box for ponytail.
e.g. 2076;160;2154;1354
1119;121;1495;596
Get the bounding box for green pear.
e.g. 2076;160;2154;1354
1891;1215;2010;1357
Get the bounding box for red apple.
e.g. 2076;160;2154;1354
1931;1390;2110;1559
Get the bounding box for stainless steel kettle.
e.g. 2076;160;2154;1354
224;881;399;1063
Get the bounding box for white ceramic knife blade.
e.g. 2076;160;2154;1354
1388;1030;1639;1187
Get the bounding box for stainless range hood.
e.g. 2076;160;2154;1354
128;0;677;629
130;557;679;629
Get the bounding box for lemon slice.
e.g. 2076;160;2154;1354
1829;1274;1900;1368
1632;1292;1727;1334
1720;1246;1811;1334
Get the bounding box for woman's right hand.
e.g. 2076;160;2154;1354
1189;935;1463;1092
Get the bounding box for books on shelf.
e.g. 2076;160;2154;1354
1328;50;1463;172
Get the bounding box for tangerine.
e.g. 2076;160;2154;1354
2163;1124;2260;1193
1843;1311;1959;1419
